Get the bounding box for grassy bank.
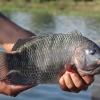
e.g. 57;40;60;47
0;0;100;17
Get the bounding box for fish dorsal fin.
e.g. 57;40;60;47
67;30;82;36
12;37;35;51
12;31;82;51
12;34;51;51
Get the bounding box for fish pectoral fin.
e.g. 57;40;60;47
6;70;33;85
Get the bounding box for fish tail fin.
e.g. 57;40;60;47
0;51;33;85
0;52;9;80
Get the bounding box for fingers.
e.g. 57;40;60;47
0;80;13;96
70;73;88;91
0;80;37;97
59;72;81;93
59;71;94;93
10;84;37;97
80;75;94;85
59;76;70;92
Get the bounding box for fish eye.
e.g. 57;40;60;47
89;49;96;55
85;49;97;55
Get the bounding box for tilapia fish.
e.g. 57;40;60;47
0;31;100;85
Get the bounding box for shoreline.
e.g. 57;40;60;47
0;0;100;18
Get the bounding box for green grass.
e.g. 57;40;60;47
0;0;100;17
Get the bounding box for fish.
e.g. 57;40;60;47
0;30;100;85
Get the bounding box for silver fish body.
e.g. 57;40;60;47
0;31;100;85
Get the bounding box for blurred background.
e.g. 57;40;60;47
0;0;100;100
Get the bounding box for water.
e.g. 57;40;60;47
1;12;100;100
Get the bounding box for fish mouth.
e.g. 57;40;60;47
98;60;100;65
78;60;100;75
78;67;100;75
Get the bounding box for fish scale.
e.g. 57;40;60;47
18;33;75;83
0;31;100;85
7;33;84;84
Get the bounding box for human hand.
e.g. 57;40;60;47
59;71;94;93
0;80;37;97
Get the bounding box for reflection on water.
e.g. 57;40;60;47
9;12;55;34
33;13;55;34
8;12;100;44
1;12;100;100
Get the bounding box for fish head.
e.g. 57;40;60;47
73;41;100;75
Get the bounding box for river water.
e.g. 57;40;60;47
0;12;100;100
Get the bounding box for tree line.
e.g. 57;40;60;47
4;0;94;2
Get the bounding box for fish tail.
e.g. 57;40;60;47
0;52;9;80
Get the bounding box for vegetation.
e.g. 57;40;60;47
0;0;100;17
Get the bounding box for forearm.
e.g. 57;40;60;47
0;12;35;52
